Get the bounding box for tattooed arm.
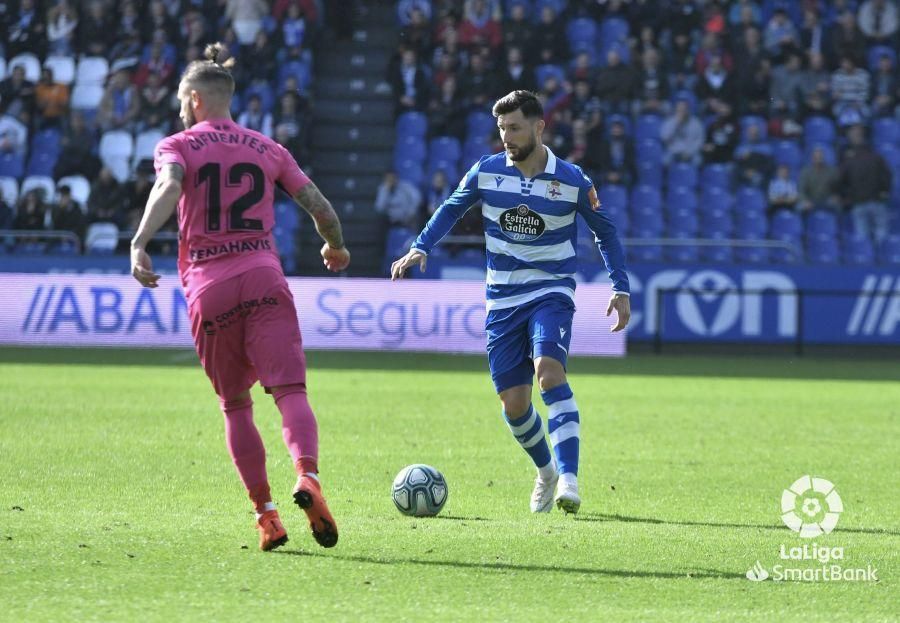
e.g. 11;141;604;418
292;181;351;272
130;163;184;287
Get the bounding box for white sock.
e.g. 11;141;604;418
538;459;557;482
255;501;277;519
560;472;578;488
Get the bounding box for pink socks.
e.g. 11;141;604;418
219;396;270;512
271;384;319;475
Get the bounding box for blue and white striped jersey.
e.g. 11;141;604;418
412;147;629;311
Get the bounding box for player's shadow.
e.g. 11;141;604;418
434;514;490;521
577;512;900;537
274;550;739;580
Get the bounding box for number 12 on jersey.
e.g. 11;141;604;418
197;162;265;232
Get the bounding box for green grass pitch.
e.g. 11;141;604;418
1;347;897;622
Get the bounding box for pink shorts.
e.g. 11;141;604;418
189;266;306;398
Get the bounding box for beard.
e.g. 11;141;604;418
182;107;196;129
506;134;537;161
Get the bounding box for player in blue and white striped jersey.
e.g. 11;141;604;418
391;91;630;514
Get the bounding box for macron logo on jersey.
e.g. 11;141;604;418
560;327;566;338
494;175;504;188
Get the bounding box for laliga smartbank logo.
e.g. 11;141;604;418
745;475;878;583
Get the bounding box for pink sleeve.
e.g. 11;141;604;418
153;135;186;175
276;143;311;195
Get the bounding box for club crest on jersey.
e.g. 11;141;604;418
500;204;546;242
545;180;563;200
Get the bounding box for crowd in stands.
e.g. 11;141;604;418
0;0;321;255
384;0;900;266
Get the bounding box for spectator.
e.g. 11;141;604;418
134;39;176;89
668;32;696;87
568;80;602;130
117;1;142;41
695;32;732;75
280;2;309;51
733;27;765;94
569;51;596;84
660;98;705;165
426;170;451;217
798;145;840;212
47;0;79;56
54;112;100;179
182;10;211;52
88;167;126;227
740;58;773;115
428;76;466;140
799;8;831;60
830;10;867;67
78;0;115;57
770;52;805;114
139;72;173;132
594;47;636;115
238;94;274;138
0;65;35;120
702;99;738;164
634;47;669;115
838;124;893;243
767;164;800;211
226;0;268;45
14;190;49;233
695;52;737;111
800;51;832;117
728;0;761;27
240;30;278;87
108;31;143;68
498;47;536;95
858;0;899;46
871;51;899;116
144;0;177;42
400;7;431;57
122;163;155;229
389;48;430;115
273;0;319;25
831;55;870;117
734;122;774;187
667;0;702;41
763;7;799;60
98;68;141;132
274;124;306;166
591;117;635;186
458;52;495;111
6;0;46;58
459;0;502;51
532;6;567;66
273;91;307;144
34;68;70;129
397;0;432;25
0;195;13;230
375;171;422;229
51;185;86;242
0;113;28;155
432;27;468;81
502;2;533;53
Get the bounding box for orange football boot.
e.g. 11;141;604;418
256;509;288;551
293;475;338;548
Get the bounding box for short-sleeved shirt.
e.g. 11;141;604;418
153;117;310;304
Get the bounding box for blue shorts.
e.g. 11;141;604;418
486;295;575;394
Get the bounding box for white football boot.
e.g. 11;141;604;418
554;474;581;514
530;464;559;513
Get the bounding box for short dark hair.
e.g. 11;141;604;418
492;90;543;119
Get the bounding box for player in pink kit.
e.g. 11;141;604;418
130;43;349;551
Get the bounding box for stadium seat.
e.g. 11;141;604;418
30;128;61;156
734;235;769;264
598;184;627;211
735;186;767;214
700;163;732;190
867;45;897;72
630;185;661;211
428;136;462;165
803;141;837;166
133;130;165;170
772;140;803;172
26;151;58;177
701;238;733;264
7;53;41;82
842;234;875;265
0;58;5;81
803;116;836;145
875;142;900;170
667;162;698;190
879;235;900;265
629;244;663;263
739;115;767;141
56;175;91;208
606;113;631;136
20;175;56;202
873;117;900;147
599;16;629;43
807;234;839;264
566;18;598;54
397;111;428;138
534;64;565;88
770;209;803;238
85;222;119;254
700;186;734;213
393;135;427;169
426;159;458;183
631;205;664;235
99;131;135;183
769;230;802;264
395;158;425;188
70;84;105;111
671;89;698;112
274;201;300;231
43;56;76;85
667;206;699;236
666;186;698;213
461;136;490;170
75;56;109;86
0;176;18;206
700;208;733;236
637;159;662;187
0;152;25;179
243;81;275;114
384;226;417;272
666;237;700;263
735;210;768;236
466;111;496;141
634;114;662;142
635;138;663;164
806;209;838;238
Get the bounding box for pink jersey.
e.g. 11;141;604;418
153;117;310;303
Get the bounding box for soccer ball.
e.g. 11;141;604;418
391;464;448;517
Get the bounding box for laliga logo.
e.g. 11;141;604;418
781;475;843;538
